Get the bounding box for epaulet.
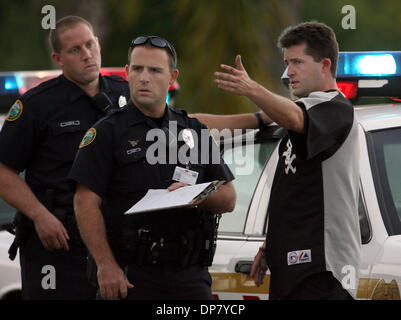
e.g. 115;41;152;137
170;106;187;116
103;75;129;93
116;103;130;113
107;104;130;117
21;76;62;101
169;106;201;129
89;104;129;130
104;75;128;83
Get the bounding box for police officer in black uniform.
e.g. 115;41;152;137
69;36;236;300
0;16;129;299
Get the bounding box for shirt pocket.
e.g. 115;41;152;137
187;163;207;183
48;120;90;161
114;147;152;193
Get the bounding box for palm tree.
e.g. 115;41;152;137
171;0;299;114
101;0;299;114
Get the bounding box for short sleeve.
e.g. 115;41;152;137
68;123;114;198
0;99;39;171
289;91;354;160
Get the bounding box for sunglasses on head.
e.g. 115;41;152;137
131;36;177;68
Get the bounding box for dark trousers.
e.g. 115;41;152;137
19;233;96;300
269;271;354;300
97;263;213;300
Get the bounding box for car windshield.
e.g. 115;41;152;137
219;140;275;233
368;127;401;235
0;198;15;230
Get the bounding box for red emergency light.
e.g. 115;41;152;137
100;68;127;80
337;80;358;99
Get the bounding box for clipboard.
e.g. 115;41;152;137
124;180;225;215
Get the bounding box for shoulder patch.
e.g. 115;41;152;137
79;128;97;148
6;100;23;121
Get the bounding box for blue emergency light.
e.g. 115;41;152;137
337;51;401;78
279;51;401;100
0;75;23;94
4;76;18;90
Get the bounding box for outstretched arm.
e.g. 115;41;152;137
215;55;304;133
189;112;272;132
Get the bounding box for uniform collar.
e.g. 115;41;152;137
99;75;112;93
60;74;106;103
126;101;187;128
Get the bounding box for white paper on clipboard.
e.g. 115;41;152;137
124;181;224;215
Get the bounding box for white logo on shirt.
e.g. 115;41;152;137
282;139;296;174
287;249;312;266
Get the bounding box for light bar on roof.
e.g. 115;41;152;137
337;51;401;78
337;81;357;99
0;75;22;94
4;76;18;90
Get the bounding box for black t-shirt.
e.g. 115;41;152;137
0;74;129;208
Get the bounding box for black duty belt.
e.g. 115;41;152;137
109;212;221;268
113;226;203;268
136;237;197;266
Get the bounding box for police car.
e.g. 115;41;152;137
210;51;401;300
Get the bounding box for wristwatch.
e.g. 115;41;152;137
254;111;264;129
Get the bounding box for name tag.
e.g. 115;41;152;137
172;166;199;185
127;148;141;155
60;120;80;127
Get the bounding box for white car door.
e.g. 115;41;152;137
211;129;281;300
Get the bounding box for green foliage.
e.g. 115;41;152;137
168;0;297;113
300;0;401;51
0;0;297;114
0;0;51;70
5;1;401;113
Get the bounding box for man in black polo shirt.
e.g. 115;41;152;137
0;16;130;299
215;21;361;300
69;36;236;300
